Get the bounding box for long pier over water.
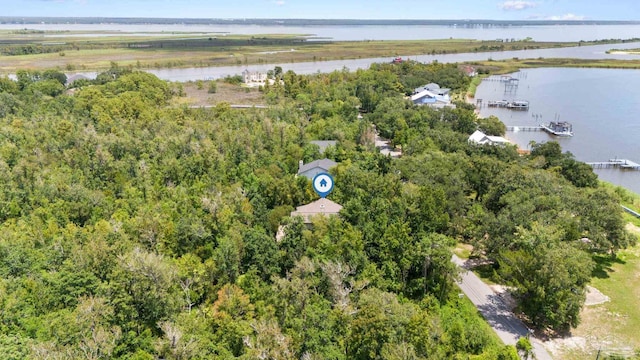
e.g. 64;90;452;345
505;126;543;132
586;159;640;170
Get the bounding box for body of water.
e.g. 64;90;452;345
475;68;640;194
2;23;640;42
134;41;640;82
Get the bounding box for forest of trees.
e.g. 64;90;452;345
0;61;634;359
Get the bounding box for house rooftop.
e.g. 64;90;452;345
469;130;510;145
310;140;337;153
414;83;450;95
410;89;451;105
298;158;338;175
66;74;90;85
290;198;343;223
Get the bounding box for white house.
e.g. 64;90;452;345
468;130;510;146
242;70;267;84
410;89;452;107
410;83;451;107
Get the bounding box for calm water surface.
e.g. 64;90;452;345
475;68;640;194
136;41;640;82
2;23;640;42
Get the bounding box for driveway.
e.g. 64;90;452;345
452;255;553;360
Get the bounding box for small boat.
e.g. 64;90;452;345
391;57;404;64
540;121;573;137
506;100;529;110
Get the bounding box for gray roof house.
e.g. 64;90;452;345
413;83;450;97
310;140;337;154
297;158;337;180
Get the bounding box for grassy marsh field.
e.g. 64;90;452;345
466;57;640;76
0;29;636;72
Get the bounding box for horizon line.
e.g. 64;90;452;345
2;16;640;23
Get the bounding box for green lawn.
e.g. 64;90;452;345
557;240;640;359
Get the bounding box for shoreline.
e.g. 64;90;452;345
471;69;640;196
607;50;640;55
1;36;640;74
469;89;640;196
466;92;528;154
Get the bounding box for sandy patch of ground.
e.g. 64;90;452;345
608;50;640;55
626;222;640;235
546;285;636;359
584;286;610;306
546;332;635;360
545;336;588;358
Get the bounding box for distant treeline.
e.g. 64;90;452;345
2;16;640;26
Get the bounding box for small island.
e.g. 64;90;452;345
607;48;640;55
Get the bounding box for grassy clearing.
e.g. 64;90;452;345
553;185;640;359
599;182;640;227
466;75;485;98
453;243;473;259
557;243;640;359
171;81;265;107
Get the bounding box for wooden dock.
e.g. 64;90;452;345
586;159;640;170
506;126;543;132
507;123;574;137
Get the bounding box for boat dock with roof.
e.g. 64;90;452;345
540;121;573;136
487;99;529;110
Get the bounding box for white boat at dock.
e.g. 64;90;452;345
506;100;529;110
540;121;573;137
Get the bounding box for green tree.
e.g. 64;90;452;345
477;115;506;136
498;226;594;332
516;337;534;360
208;81;217;94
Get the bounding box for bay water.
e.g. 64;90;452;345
2;22;640;42
475;68;640;194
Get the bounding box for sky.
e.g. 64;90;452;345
2;0;639;21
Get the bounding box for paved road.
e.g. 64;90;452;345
452;255;553;360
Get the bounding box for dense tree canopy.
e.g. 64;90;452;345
0;60;633;358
